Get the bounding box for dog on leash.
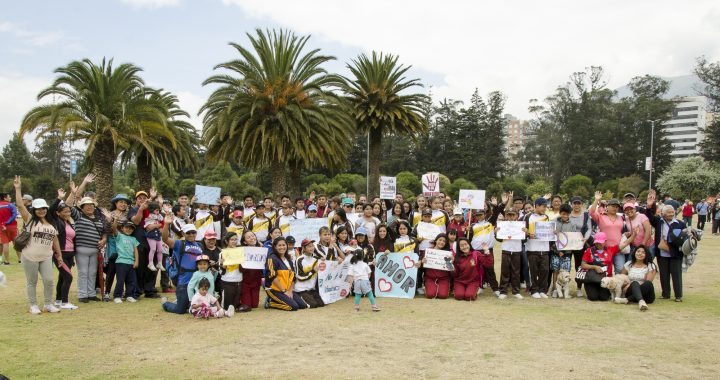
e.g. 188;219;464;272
555;270;571;298
600;274;630;304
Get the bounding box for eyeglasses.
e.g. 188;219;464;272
185;231;197;235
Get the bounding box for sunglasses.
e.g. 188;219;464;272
185;231;197;235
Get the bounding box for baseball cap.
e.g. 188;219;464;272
204;230;218;240
534;198;548;206
623;193;636;199
475;209;486;215
31;199;49;209
594;232;607;244
422;208;432;215
196;255;210;263
22;194;33;201
232;210;243;218
570;196;583;204
301;238;315;247
355;227;367;236
623;203;635;210
308;204;318;212
121;220;136;229
607;199;621;207
182;224;197;234
452;207;463;216
342;197;354;206
135;191;149;199
286;236;296;245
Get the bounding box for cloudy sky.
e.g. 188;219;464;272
1;0;719;148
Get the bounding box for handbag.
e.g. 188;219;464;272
13;220;35;252
575;268;607;284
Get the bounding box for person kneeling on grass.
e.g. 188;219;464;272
161;213;203;314
347;249;380;312
453;238;483;301
191;278;225;319
264;237;308;311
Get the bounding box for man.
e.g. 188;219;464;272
177;193;193;223
0;192;19;265
275;204;296;235
512;196;526;219
280;195;292;209
263;197;278;225
22;194;33;207
663;194;680;211
315;194;330;217
696;198;709;230
129;190;160;299
395;193;404;205
242;195;256;224
293;198;306;218
219;194;234;228
358;194;367;205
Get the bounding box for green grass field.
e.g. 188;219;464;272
1;231;719;379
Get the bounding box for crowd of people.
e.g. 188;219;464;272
0;173;714;317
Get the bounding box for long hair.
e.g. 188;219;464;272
271;237;288;257
630;245;651;266
223;231;238;248
454;237;472;267
350;248;365;264
372;223;394;253
335;226;349;245
240;231;261;247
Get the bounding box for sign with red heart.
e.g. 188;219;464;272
374;252;419;299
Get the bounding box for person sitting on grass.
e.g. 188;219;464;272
187;255;216;303
620;245;656;311
190;278;225;319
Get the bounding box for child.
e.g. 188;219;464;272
219;232;242;316
190;278;225;319
525;198;551;299
144;202;165;272
347;250;380;312
393;220;417;253
447;229;458;254
113;220;139;303
429;197;449;233
247;204;271;243
494;209;525;299
468;209;499;297
226;210;245;236
314;226;343;261
293;238;325;308
187;255;217;302
551;204;576;298
447;207;468;238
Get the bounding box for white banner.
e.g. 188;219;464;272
380;176;397;200
318;258;351;304
424;249;454;271
557;231;585;251
194;185;221;205
496;221;526;240
534;221;556;241
415;222;442;241
458;189;486;210
238;247;268;270
287;218;327;247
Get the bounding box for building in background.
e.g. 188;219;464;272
504;114;533;169
663;96;708;159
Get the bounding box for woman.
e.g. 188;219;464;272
48;189;78;310
67;195;107;303
453;237;482;301
546;195;563;220
14;176;63;314
645;190;687;302
581;231;635;301
263;227;282;251
423;233;452;299
356;204;381;244
402;202;413;221
622;202;653;262
331;209;354;237
373;224;394;255
240;231;263;310
410;196;428;227
443;199;454;217
620;245;656;311
264;237;307;311
589;192;625;273
104;193;131;301
372;203;384;223
335;226;351;252
388;202;406;226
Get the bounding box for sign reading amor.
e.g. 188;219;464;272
374;253;419;299
318;258;351;304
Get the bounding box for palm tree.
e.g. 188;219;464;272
343;52;429;197
201;29;354;196
20;58;168;205
121;90;201;191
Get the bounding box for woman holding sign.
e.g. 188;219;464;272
239;231;263;310
422;234;452;299
219;232;248;314
264;237;307;311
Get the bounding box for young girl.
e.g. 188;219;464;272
411;196;428;227
347;250;380;312
422;233;453;299
468;209;499;296
187;255;216;301
293;238;324;308
331;209;355;237
314;226;344;261
335;226;351;252
453;238;483;301
226;210;245;236
372;224;394;255
239;231;263;310
495;209;525;299
356;204;381;244
113;220;139;304
190;278;225;319
429;197;449;233
393;220;417;253
219;232;242;316
144;202;165;272
447;208;468;238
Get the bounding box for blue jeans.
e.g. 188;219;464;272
162;284;189;314
521;248;530;286
113;263;137;299
613;253;631;275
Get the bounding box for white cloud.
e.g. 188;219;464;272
222;0;720;118
0;73;52;149
175;90;206;131
119;0;181;9
0;21;65;46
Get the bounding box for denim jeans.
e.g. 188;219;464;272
162;284;189;314
521;248;530;286
613;253;631;275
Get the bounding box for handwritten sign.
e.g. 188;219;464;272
221;247;245;266
288;218;327;247
374;253;419;299
534;221;556;241
422;172;440;197
557;232;585;251
424;249;454;271
380;176;397;200
318;258;351;304
238;247;268;270
194;185;221;205
496;221;526;240
458;189;486;210
416;222;442;241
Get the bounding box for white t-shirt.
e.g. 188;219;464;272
501;239;523;253
624;261;656;282
526;213;550;252
348;261;371;281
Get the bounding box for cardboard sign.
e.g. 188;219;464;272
496;221;526;240
458;189;486;210
424;249;454;271
557;231;585;251
238;247;268;270
194;185;221;205
318;258;351;304
288;218;327;247
422;172;441;197
221;247;245;266
380;176;397;200
416;222;442;241
374;252;419;299
534;221;556;241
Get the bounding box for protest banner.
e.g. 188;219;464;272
422;172;440;197
416;222;442;241
557;231;585;251
496;221;527;240
318;258;351;304
374;253;419;299
534;221;556;241
423;249;454;271
220;247;245;266
287;218;327;247
238;247;268;270
194;185;221;205
458;189;486;210
380;176;397;200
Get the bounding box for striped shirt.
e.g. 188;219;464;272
70;207;106;248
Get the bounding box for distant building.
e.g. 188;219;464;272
504;115;532;168
662;96;708;159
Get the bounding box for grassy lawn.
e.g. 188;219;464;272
1;231;719;379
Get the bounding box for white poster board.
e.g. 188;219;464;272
496;221;526;240
380;176;397;200
287;218;327;247
194;185;221;205
415;222;442;241
557;231;585;251
534;221;556;241
422;172;441;197
317;258;351;304
458;189;486;210
424;249;454;271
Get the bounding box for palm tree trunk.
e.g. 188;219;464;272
92;144;116;207
136;150;153;192
288;160;301;199
368;127;383;197
270;160;287;199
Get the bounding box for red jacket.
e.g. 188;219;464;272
453;251;482;284
0;201;18;228
447;220;468;238
682;204;694;217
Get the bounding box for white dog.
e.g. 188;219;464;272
555;270;571;299
600;274;630;304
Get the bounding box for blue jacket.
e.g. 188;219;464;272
645;203;686;258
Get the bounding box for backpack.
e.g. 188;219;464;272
167;242;196;286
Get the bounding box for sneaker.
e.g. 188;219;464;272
148;263;157;272
126;297;137;303
476;288;484;295
539;293;549;299
263;297;270;309
551;289;558;298
576;290;583;298
29;305;42;315
514;293;524;300
54;300;62;306
226;305;235;318
60;303;78;310
371;305;381;312
114;298;123;304
157;263;166;272
417;288;425;295
493;290;501;297
44;304;60;313
531;293;541;299
161;296;168;303
520;282;526;289
498;294;507;300
103;293;111;302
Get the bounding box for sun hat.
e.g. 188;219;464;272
31;199;49;209
594;232;607;244
111;194;131;204
182;224;197;233
78;197;96;207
